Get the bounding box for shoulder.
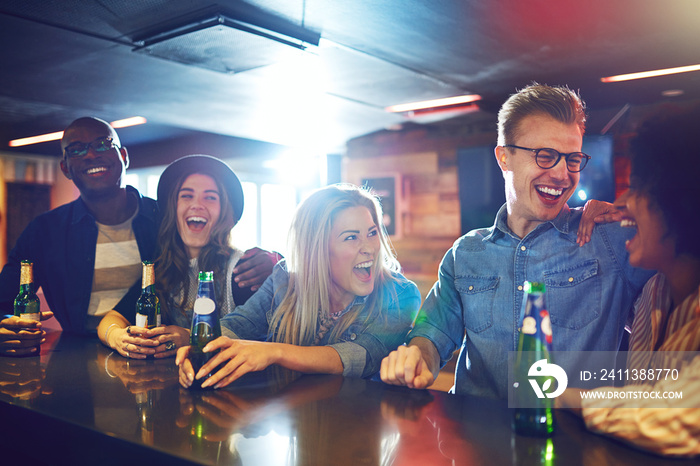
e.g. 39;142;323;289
27;199;81;227
268;261;290;286
453;226;494;252
590;218;635;245
129;186;158;220
385;271;421;301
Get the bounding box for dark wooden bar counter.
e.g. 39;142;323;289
0;331;692;465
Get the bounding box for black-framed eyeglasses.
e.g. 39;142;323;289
503;144;591;172
63;136;119;159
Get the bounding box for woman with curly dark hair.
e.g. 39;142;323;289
558;105;700;457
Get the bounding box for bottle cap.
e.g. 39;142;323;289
198;271;214;282
523;281;546;294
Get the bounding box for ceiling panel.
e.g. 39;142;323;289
1;0;700;155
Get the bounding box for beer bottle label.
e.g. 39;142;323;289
136;314;148;328
193;297;215;315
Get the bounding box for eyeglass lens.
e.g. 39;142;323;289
536;149;587;172
65;137;114;158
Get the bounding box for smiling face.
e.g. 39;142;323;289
328;206;381;312
176;174;222;259
614;185;675;272
60;119;128;200
496;113;582;237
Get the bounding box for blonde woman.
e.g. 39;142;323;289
177;184;421;388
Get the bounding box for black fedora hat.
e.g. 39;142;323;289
157;154;244;222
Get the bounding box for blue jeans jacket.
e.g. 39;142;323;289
0;186;158;333
221;262;421;378
409;204;654;398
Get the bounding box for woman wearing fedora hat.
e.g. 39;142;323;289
97;155;277;359
176;183;421;389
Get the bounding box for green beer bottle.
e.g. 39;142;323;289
14;260;40;321
189;271;221;389
135;261;160;329
512;281;556;437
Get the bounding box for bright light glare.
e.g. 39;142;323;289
232;432;291;465
262;150;323;185
577;190;588;201
250;52;344;151
385;94;482;113
230;182;259;251
110;116;147;128
9;131;65;147
261;184;296;254
601;64;700;83
8;116;147;147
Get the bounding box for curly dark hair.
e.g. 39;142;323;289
629;104;700;258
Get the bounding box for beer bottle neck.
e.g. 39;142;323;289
18;283;32;294
141;264;155;288
19;264;33;286
197;282;215;298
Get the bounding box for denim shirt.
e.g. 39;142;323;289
221;262;421;378
409;204;654;398
0;186;158;334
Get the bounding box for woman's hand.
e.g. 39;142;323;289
108;325;159;359
176;345;194;388
182;337;281;389
141;325;190;359
577;200;622;246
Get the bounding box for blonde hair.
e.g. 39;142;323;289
497;83;586;146
270;184;400;345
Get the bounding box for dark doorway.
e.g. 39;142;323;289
6;182;51;256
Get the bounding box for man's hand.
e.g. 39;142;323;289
0;311;53;357
577;200;621;247
554;387;586;416
381;344;436;389
233;247;280;291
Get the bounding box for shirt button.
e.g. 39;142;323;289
518;285;523;291
468;285;474;291
520;246;526;251
568;277;574;283
350;333;357;341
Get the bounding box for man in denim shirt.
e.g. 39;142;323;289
381;84;653;398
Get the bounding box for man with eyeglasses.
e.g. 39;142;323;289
381;84;653;398
0;117;274;356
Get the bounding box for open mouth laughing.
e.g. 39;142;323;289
620;217;638;250
536;185;566;201
85;166;108;175
186;216;208;232
353;260;374;282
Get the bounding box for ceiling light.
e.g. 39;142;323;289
661;89;684;97
111;116;147;128
601;64;700;83
8;131;65;148
8;117;147;147
385;94;482;113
